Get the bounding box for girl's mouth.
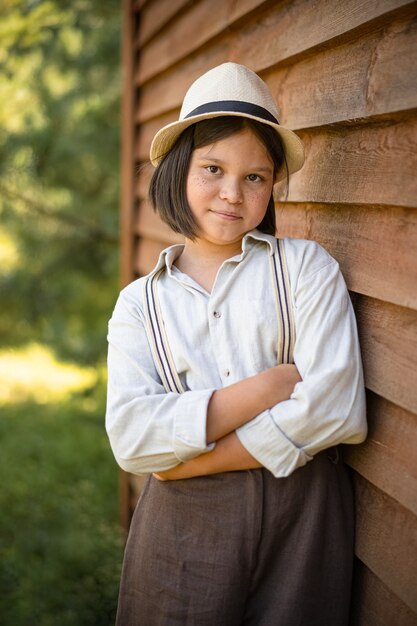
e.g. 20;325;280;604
211;210;242;221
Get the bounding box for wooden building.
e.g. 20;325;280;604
119;1;417;623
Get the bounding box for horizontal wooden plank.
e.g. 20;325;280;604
354;474;417;612
264;9;417;131
130;474;146;499
136;0;276;84
136;0;274;54
276;203;417;310
136;0;190;47
135;0;415;87
351;559;417;626
135;1;416;122
135;44;228;121
135;9;417;162
134;0;148;10
136;0;238;83
136;111;178;163
134;236;167;275
353;294;417;414
344;391;417;515
229;1;417;89
135;199;184;245
275;117;417;208
121;0;139;288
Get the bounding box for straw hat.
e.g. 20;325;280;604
150;62;304;180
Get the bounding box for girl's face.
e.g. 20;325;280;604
186;128;274;249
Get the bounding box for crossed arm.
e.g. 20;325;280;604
153;363;301;480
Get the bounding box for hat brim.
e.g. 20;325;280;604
149;111;304;181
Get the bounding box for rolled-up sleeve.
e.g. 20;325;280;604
105;285;215;475
237;256;367;477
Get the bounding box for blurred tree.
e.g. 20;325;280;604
0;0;121;364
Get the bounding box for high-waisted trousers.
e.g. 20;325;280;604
116;449;354;626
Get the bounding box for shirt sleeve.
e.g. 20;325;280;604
105;283;216;475
236;251;367;477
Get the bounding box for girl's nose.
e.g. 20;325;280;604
219;178;243;204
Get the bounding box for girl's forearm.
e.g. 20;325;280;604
206;364;300;443
153;432;261;481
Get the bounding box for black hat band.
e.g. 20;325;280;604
184;100;279;125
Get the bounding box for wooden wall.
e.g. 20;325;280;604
120;0;417;622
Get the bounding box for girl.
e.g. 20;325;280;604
106;63;367;626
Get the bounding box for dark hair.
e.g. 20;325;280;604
149;116;287;239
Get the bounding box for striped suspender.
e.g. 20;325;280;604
143;268;185;394
143;239;295;393
269;239;296;365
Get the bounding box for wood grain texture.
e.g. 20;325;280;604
135;0;414;87
118;469;131;534
137;0;244;84
354;474;417;612
133;236;167;276
353;295;417;414
122;1;417;623
137;0;190;47
136;111;178;162
276;203;417;310
135;200;184;245
136;0;275;57
133;0;148;10
135;44;229;121
344;391;417;516
275;117;417;208
350;559;417;625
130;474;147;500
121;0;137;287
265;10;417;130
135;1;416;122
229;0;416;80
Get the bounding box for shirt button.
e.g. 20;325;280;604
223;370;230;377
213;311;221;318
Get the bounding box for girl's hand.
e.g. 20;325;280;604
152;433;261;481
260;363;302;408
206;363;302;444
152;464;187;481
153;367;302;482
152;472;167;481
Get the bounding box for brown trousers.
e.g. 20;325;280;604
116;449;354;626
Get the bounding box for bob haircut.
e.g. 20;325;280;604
149;116;287;239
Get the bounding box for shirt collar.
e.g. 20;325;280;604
150;229;276;275
151;243;185;275
241;229;276;256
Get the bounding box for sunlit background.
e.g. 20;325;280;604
1;1;123;623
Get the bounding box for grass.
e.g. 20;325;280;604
0;344;97;404
0;349;124;625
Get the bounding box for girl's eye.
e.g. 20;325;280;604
206;165;220;174
247;173;263;182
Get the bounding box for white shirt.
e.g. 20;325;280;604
106;230;367;477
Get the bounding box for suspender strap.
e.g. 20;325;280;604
143;239;295;392
143;268;185;394
269;238;296;364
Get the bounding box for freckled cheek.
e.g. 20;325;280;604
187;175;217;203
246;188;271;209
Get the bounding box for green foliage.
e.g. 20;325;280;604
0;387;124;625
0;4;125;622
0;0;121;364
